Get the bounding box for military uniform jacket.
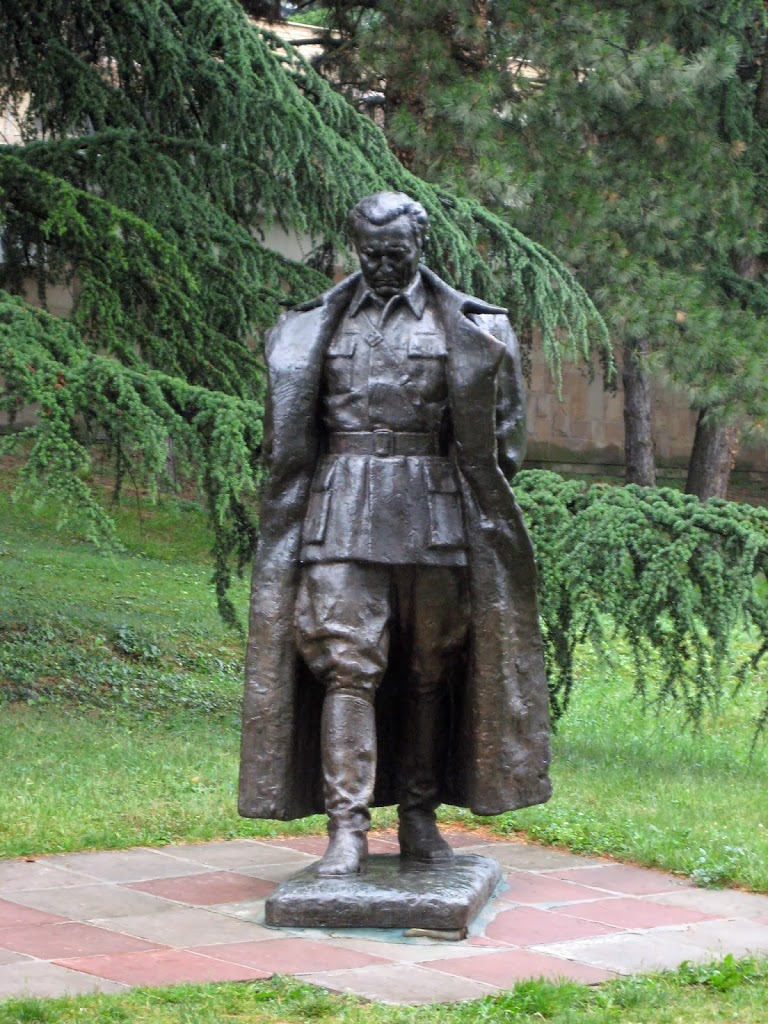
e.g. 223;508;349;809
239;267;552;819
300;274;468;566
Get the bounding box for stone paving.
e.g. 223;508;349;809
1;832;768;1004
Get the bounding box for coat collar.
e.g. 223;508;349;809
293;266;507;321
347;273;427;320
270;267;508;385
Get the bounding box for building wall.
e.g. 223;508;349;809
526;342;768;475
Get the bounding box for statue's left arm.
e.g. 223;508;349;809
484;314;527;479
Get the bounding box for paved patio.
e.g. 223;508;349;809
2;832;768;1004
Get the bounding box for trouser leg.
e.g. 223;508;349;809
397;567;469;863
295;562;390;875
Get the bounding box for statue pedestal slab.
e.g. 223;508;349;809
265;853;502;934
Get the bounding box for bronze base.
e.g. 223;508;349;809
264;853;502;934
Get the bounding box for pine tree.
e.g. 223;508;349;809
0;0;606;622
303;0;768;497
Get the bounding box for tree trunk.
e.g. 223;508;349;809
685;410;739;500
753;30;768;129
622;337;656;486
238;1;282;22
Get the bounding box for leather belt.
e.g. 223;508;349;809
329;430;439;457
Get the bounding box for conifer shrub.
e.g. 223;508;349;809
0;0;607;626
516;470;768;730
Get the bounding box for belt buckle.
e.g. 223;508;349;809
373;428;395;456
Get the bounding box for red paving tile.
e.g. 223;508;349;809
552;897;720;930
0;899;66;929
499;873;606;905
0;922;160;959
423;948;617;986
367;837;400;854
258;836;328;855
125;871;275;905
442;831;504;848
547;864;692;896
55;948;268;985
485;906;620;946
259;831;499;854
265;835;399;855
189;936;393;973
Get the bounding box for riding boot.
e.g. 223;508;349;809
397;682;454;865
316;692;375;877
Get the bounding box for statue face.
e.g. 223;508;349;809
354;215;422;298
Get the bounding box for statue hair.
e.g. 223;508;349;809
348;192;429;247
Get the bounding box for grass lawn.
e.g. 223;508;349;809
1;470;767;888
3;963;768;1024
2;466;768;1021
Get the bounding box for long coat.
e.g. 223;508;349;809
239;266;551;820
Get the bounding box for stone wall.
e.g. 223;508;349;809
526;341;768;475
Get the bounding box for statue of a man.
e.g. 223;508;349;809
239;192;551;876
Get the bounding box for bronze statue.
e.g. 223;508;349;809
239;192;551;878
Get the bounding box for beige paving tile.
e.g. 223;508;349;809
0;861;95;893
300;962;498;1004
48;848;212;883
161;840;312;870
92;906;277;946
235;858;318;883
208;898;269;922
531;931;714;975
656;918;768;958
9;883;176;920
0;948;32;966
653;888;768;919
320;934;513;964
0;961;129;997
462;844;604;871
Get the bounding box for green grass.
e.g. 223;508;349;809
502;640;768;890
3;961;768;1023
1;468;768;889
3;469;768;1021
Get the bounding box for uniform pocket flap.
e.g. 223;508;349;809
408;332;447;358
311;461;337;492
423;463;459;492
327;333;357;357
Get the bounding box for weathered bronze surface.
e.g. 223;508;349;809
239;192;551;888
265;854;502;932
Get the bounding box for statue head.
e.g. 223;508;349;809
348;192;429;298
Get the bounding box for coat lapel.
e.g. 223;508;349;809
421;266;506;464
266;276;359;476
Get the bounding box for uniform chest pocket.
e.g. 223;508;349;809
325;334;357;393
407;332;447;393
408;332;447;358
